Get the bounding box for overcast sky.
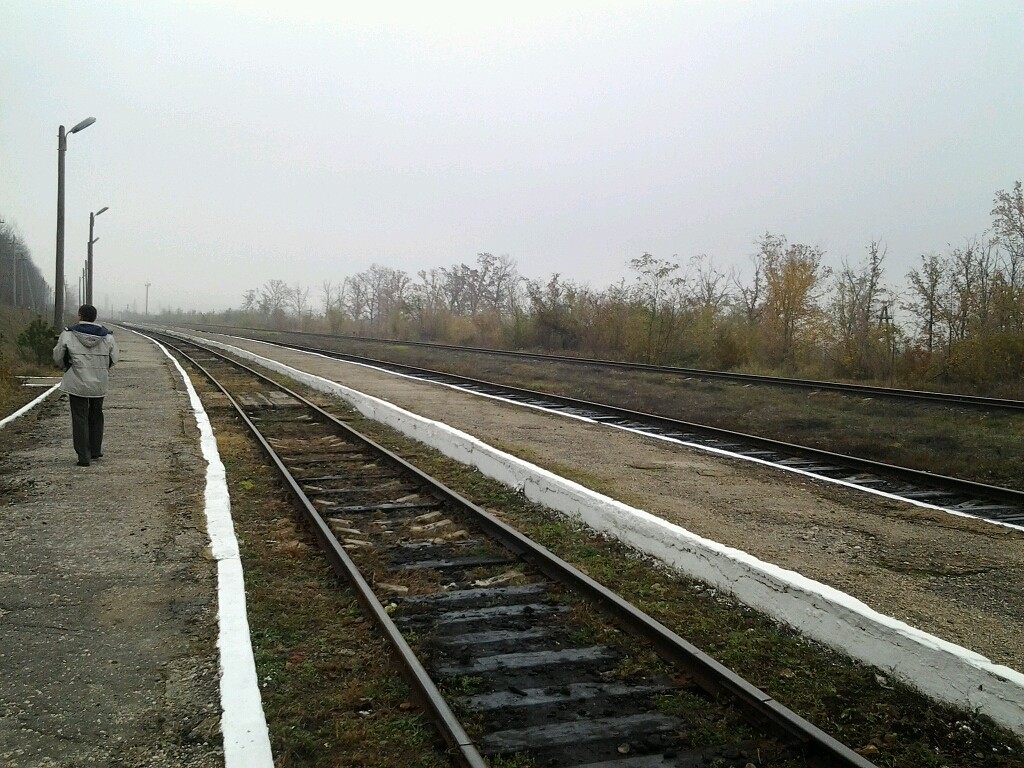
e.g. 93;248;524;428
1;1;1021;315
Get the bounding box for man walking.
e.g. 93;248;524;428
52;304;119;467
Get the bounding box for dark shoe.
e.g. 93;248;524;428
91;454;103;459
76;460;90;467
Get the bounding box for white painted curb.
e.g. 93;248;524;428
174;330;1024;737
0;384;59;429
151;337;275;766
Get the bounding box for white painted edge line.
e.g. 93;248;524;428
211;333;1024;533
170;329;1024;737
0;384;60;430
150;337;274;767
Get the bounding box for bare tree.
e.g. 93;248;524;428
474;253;520;315
943;238;999;344
321;280;347;332
241;289;258;312
287;283;310;318
367;264;411;331
903;252;944;353
343;264;412;332
732;254;765;325
439;263;477;315
628;253;689;362
991;181;1024;330
525;273;582;349
689;253;732;313
830;240;889;376
257;279;289;313
343;274;370;325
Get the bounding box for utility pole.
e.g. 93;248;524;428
879;302;896;386
145;281;151;316
26;258;38;311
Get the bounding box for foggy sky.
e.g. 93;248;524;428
1;1;1022;315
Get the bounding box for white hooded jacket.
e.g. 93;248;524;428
52;322;120;397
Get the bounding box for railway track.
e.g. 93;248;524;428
148;330;876;768
185;324;1024;412
164;328;1024;530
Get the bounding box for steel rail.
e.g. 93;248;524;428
153;336;490;768
184;323;1024;412
212;334;1024;512
153;330;878;768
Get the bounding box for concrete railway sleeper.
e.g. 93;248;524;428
146;330;875;768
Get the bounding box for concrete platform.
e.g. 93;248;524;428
0;329;266;767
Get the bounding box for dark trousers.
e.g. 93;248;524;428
69;395;104;463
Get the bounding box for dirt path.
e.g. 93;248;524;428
198;332;1024;674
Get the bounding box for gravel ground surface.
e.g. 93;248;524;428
193;331;1024;674
0;330;223;768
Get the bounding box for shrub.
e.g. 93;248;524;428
16;317;59;367
946;332;1024;394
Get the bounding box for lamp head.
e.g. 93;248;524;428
69;117;96;134
96;206;109;216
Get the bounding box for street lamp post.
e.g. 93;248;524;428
54;116;96;327
87;205;109;305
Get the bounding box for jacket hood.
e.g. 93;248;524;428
69;323;111;348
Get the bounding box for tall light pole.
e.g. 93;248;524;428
145;281;151;316
87;205;109;305
54;116;96;327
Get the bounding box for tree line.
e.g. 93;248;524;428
0;221;49;316
193;182;1018;393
